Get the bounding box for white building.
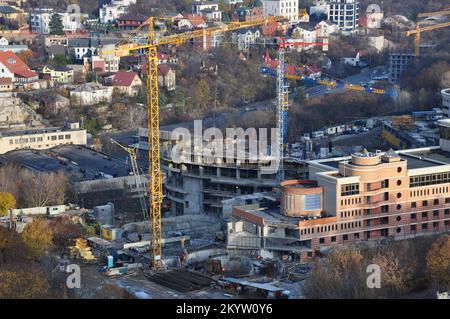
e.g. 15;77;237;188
262;0;299;21
232;28;261;51
315;20;339;37
70;83;114;106
365;3;383;29
442;88;450;118
0;122;87;155
327;0;359;32
192;1;219;14
99;0;137;24
29;8;84;34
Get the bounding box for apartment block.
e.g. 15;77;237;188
442;88;450;118
388;50;414;83
326;0;359;32
262;0;299;21
227;119;450;261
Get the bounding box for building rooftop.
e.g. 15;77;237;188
0;145;132;182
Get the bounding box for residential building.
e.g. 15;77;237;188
0;77;12;91
0;122;86;154
201;8;222;21
68;38;102;61
292;22;317;49
116;13;148;30
157;64;176;91
0;50;38;85
232;27;261;51
327;0;360;32
39;65;74;83
112;71;143;96
262;0;299;21
177;14;207;30
364;3;383;29
442;88;450;118
261;21;286;37
388;50;414;83
69;82;114;105
29;8;84;34
235;6;264;22
315;20;338;37
228;121;450;261
192;1;219;15
99;0;137;24
46;44;67;59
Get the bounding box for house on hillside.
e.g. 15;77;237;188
70;82;114;105
116;13;148;30
112;71;143;96
157;64;176;91
38;65;74;83
232;27;261;51
0;50;38;87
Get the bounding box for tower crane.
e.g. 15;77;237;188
110;138;148;222
107;15;287;269
273;38;326;183
405;10;450;56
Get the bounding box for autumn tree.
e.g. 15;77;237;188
21;219;53;261
426;235;450;290
0;227;28;265
0;192;15;217
0;264;53;299
48;216;83;249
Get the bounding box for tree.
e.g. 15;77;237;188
49;13;64;35
48;216;83;249
426;235;450;290
294;88;306;104
0;227;28;265
20;170;68;208
0;192;15;217
52;54;69;67
0;265;53;299
21;219;53;260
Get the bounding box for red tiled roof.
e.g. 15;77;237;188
186;14;205;27
157;64;172;76
0;77;12;84
0;51;37;78
113;71;139;87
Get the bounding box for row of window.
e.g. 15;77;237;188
341;197;362;206
341;183;359;196
8;134;71;145
316;221;450;245
300;220;363;236
410;172;450;187
410;187;450;197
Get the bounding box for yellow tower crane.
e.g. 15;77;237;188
108;15;286;270
405;10;450;56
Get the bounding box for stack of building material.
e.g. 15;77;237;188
69;238;97;262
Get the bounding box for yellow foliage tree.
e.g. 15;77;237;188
0;266;53;299
426;235;450;289
0;192;15;217
21;219;53;261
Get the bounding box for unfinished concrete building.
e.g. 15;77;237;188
138;127;309;216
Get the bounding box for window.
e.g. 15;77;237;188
396;216;401;222
58;135;64;140
319;238;325;244
397;180;402;186
381;179;389;188
422;212;428;218
396;227;401;233
433;210;439;217
397;167;402;173
397;193;402;199
434;199;439;205
396;204;402;210
445;220;450;227
411;202;417;208
307;252;313;257
331;236;336;242
422;223;428;230
341;183;359;196
410;225;416;232
422;200;428;207
446;198;450;204
343;234;348;241
381;205;389;213
445;209;450;215
354;233;359;239
411;213;416;219
433;222;439;229
65;134;71;139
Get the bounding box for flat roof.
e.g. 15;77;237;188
0;126;81;137
0;145;132;182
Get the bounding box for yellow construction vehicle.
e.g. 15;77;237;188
107;15;287;270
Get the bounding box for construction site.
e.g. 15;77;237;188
1;2;450;301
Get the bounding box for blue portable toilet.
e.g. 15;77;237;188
107;255;114;268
